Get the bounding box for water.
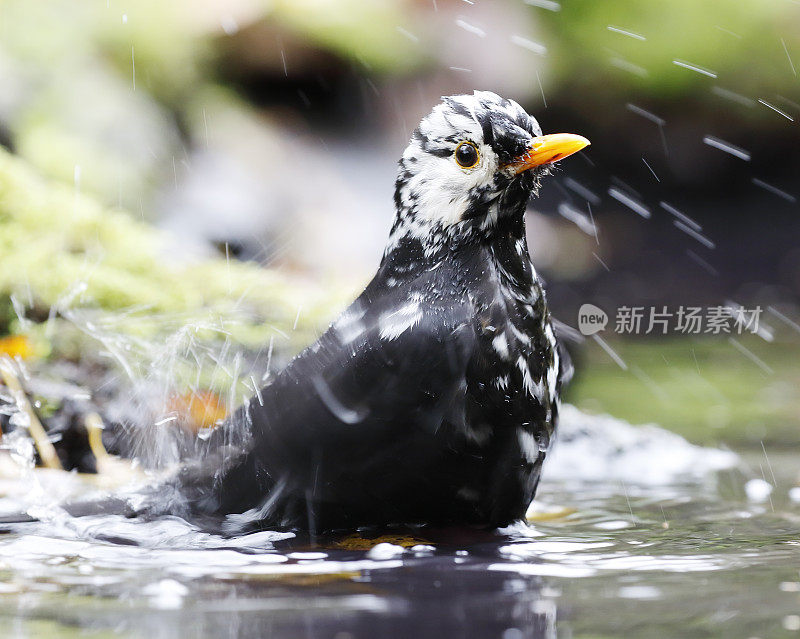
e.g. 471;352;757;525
1;440;797;638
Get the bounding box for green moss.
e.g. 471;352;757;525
0;146;348;360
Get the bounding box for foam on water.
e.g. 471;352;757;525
0;404;740;540
544;404;738;486
0;300;776;639
0;414;795;639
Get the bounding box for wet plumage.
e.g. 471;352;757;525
0;91;591;534
164;91;589;533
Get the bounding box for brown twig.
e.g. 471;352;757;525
0;356;62;470
84;412;110;463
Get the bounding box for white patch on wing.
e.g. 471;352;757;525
517;429;540;463
492;332;510;359
333;304;367;344
517;355;545;399
527;254;539;281
544;322;557;350
547;349;559;400
494;374;510;390
379;301;423;340
508;322;531;345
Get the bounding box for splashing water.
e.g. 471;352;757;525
1;304;776;637
0;413;796;638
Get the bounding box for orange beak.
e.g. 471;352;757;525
505;133;590;174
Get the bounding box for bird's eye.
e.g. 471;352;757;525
454;141;480;169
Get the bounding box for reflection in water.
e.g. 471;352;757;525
0;333;792;639
0;449;799;638
0;524;558;638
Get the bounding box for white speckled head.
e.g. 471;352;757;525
388;92;546;252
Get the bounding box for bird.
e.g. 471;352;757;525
158;90;590;534
3;91;589;535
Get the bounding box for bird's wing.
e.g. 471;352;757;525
551;317;580;386
252;294;477;462
193;292;478;518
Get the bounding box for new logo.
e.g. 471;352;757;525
578;304;608;336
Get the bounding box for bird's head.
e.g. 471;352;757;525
388;91;589;254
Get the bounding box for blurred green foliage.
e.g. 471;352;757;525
566;336;800;446
0;0;428;208
2;0;796;209
0;0;797;443
0;146;345;353
542;0;799;100
272;0;425;72
0;1;188;208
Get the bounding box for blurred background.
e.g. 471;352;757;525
1;0;799;450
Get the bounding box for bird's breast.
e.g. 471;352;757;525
461;278;559;450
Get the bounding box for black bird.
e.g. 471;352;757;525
6;92;589;534
163;91;590;534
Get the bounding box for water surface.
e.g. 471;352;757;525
1;447;797;639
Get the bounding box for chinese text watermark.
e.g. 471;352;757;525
578;303;762;337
